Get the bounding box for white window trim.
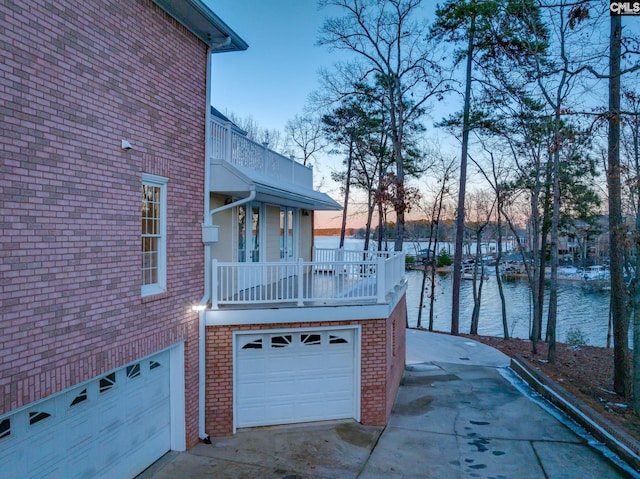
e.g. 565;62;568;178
142;173;168;297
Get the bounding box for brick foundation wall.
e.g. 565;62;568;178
1;0;208;447
205;297;407;436
386;296;407;420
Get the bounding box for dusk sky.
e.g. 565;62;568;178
208;0;336;133
206;0;366;227
204;1;635;229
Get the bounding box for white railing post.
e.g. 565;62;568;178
297;258;304;306
262;141;269;175
211;259;219;309
376;256;386;303
290;154;296;184
225;121;232;164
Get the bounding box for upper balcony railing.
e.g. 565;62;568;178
210;248;405;309
210;117;313;189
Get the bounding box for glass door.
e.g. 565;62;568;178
237;204;262;291
280;207;296;263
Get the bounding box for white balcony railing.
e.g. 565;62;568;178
210;117;313;189
210;249;405;309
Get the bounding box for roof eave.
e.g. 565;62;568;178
153;0;249;51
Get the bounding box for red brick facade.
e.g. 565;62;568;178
0;0;207;448
205;296;407;437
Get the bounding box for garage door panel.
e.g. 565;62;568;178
145;403;171;438
27;462;65;479
296;376;326;394
65;411;96;451
267;404;297;423
0;443;21;479
27;421;63;473
148;378;170;402
238;406;268;426
294;356;327;371
99;426;126;469
237;386;266;400
1;349;174;479
126;388;147;421
238;357;267;373
236;329;358;428
268;355;299;370
323;352;353;367
67;453;98;479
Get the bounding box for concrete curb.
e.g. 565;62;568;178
511;354;640;472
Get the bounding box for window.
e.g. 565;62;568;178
241;339;263;350
237;204;261;263
301;334;321;346
329;334;349;344
99;372;116;393
28;411;51;426
126;363;141;380
69;388;88;407
142;174;168;296
0;418;10;440
271;335;292;348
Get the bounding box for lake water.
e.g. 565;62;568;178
315;236;612;347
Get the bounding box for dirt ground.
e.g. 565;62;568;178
461;334;640;443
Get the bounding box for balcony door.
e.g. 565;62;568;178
238;204;262;291
280;207;297;264
279;207;298;282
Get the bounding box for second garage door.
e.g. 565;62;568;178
235;328;359;428
0;349;172;479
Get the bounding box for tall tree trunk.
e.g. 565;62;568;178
339;140;354;248
529;183;542;353
495;204;509;339
608;15;629;397
377;162;385;251
631;91;640;413
470;232;483;335
363;194;375;252
417;263;428;329
540;162;552;342
392;76;406;254
547;111;561;364
452;12;476;336
429;192;445;331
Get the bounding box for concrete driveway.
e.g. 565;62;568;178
139;330;635;478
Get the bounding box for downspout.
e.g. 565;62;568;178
198;36;231;444
209;188;256;218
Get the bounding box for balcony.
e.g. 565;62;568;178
210;249;406;310
209;115;339;210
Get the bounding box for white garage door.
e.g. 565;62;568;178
236;328;359;428
0;350;171;479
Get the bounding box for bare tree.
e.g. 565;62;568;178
624;90;640;412
466;189;495;335
285;114;327;166
607;13;629;396
224;111;286;153
417;155;455;330
431;0;546;335
318;0;449;252
471;143;513;339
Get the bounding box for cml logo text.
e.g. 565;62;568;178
610;1;640;15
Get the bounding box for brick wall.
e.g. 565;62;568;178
0;0;207;447
205;300;407;436
386;296;407;420
360;298;407;425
